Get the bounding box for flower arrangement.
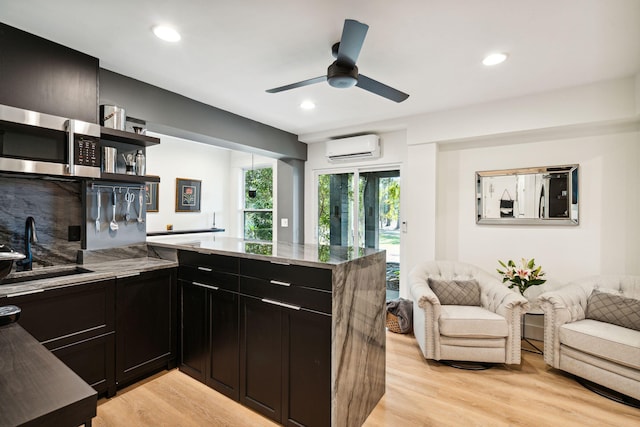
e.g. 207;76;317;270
497;258;546;296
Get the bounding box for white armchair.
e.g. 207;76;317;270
409;261;529;365
538;276;640;401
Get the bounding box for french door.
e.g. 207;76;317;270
316;168;400;261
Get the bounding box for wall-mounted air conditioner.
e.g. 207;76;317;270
325;134;380;162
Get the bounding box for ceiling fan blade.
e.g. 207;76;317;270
356;74;409;103
336;19;369;67
266;76;327;93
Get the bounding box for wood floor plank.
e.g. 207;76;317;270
93;332;640;426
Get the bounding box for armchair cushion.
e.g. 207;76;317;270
439;306;508;338
428;278;480;306
560;319;640;370
585;290;640;331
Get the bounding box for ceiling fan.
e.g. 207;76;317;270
266;19;409;103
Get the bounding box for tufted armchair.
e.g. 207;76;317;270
409;261;529;365
538;276;640;400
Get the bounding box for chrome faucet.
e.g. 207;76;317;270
17;216;37;271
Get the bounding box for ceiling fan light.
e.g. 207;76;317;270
153;25;181;42
482;52;508;66
328;75;357;88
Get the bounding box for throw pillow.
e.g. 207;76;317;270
585;290;640;331
428;278;481;306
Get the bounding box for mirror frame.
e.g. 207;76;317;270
476;164;579;226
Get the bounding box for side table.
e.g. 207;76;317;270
522;308;544;354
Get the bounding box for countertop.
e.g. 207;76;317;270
0;322;97;426
0;257;177;298
147;235;384;268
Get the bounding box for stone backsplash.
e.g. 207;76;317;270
0;175;82;268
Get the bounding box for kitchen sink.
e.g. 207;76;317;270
1;267;94;285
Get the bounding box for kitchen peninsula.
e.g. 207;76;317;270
148;235;386;427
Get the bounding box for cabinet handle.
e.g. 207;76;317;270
269;280;291;287
197;266;213;272
6;288;44;298
270;260;290;266
192;281;219;291
261;298;301;311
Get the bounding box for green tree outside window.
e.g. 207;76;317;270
244;167;273;241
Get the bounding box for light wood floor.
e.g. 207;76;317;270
94;333;640;426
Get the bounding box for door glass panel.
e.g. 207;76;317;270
358;171;400;262
317;173;354;246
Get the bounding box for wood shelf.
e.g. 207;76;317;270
100;127;160;147
99;173;160;184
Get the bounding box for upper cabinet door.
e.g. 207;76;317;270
0;23;99;123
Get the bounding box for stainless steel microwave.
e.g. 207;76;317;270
0;104;101;178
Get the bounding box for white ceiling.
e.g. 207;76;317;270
1;0;639;140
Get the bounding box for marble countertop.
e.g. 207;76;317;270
147;235;384;268
0;257;177;298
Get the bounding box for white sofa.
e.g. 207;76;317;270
538;276;640;401
409;261;529;365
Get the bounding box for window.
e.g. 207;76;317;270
243;166;273;241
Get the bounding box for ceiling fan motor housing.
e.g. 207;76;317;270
327;62;358;88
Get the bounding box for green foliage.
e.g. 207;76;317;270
244;167;273;241
245;167;273;209
379;177;400;228
317;174;331;244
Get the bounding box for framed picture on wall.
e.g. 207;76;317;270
175;178;201;212
145;182;159;213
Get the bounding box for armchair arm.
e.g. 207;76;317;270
476;279;529;364
409;278;442;359
538;283;592;368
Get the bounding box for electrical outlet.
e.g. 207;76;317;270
281;218;289;227
68;225;81;241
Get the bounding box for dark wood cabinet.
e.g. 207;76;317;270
239;295;331;427
180;280;208;382
177;251;334;426
180;279;240;400
239;295;284;421
0;23;98;123
207;287;239;399
178;251;240;400
285;309;331;427
8;278;116;396
116;268;177;387
239;258;332;427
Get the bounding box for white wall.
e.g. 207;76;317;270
145;132;231;234
437;130;640;292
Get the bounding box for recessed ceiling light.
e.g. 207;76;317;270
153;25;181;42
482;52;508;66
300;100;316;110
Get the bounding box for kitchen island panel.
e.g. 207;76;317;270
332;250;386;427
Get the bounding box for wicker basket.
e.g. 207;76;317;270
386;311;402;333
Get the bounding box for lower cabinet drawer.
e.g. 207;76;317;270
240;276;331;315
51;332;116;397
179;265;238;292
239;258;332;292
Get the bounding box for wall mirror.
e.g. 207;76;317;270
476;164;579;225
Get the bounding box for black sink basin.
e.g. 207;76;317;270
1;267;93;285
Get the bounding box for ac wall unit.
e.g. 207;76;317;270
325;134;380;161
